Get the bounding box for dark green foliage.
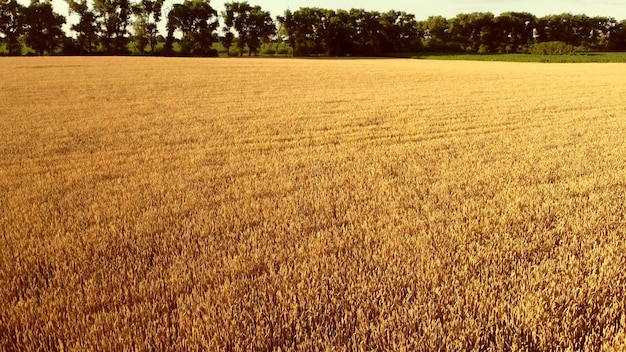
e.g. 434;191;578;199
379;11;420;52
0;0;25;55
277;8;616;56
3;0;626;57
60;35;85;55
165;0;219;57
277;7;421;57
223;1;275;56
493;12;536;53
65;0;98;54
132;0;164;54
449;12;496;53
23;0;66;55
421;16;457;52
92;0;133;54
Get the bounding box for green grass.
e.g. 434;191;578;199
410;52;626;63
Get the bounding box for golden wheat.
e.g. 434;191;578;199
1;57;625;351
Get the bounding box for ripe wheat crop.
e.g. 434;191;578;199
1;57;625;351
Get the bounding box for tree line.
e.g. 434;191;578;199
2;0;626;56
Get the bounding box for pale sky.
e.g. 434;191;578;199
43;0;626;34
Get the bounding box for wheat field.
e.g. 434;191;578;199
1;57;625;351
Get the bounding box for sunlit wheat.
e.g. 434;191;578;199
1;57;625;351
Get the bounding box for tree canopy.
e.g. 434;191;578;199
24;0;66;55
165;0;219;56
1;0;626;56
223;1;275;56
132;0;164;54
0;0;26;55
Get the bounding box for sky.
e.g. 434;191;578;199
42;0;626;34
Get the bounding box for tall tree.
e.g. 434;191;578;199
449;12;495;52
277;8;318;56
223;1;250;55
278;7;420;56
589;16;619;50
65;0;98;54
536;14;580;46
0;0;25;55
24;0;66;55
276;9;295;54
223;1;275;56
93;0;133;54
349;8;382;55
325;9;355;56
420;16;452;51
379;10;419;53
246;4;274;55
612;20;626;50
494;12;536;53
165;0;218;56
132;0;164;54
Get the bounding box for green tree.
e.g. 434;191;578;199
93;0;133;54
537;13;623;50
589;16;619;51
132;0;164;54
165;0;218;56
612;20;626;50
276;10;296;54
349;8;382;55
277;8;321;56
420;16;452;51
450;12;495;52
536;14;584;46
24;0;66;55
279;7;419;56
304;8;329;54
65;0;98;54
246;5;274;55
223;1;275;56
379;10;419;53
325;9;354;56
0;0;25;55
494;12;536;53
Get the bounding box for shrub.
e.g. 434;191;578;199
530;41;576;55
478;44;490;54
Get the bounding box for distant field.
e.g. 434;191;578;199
412;51;626;62
1;57;625;350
